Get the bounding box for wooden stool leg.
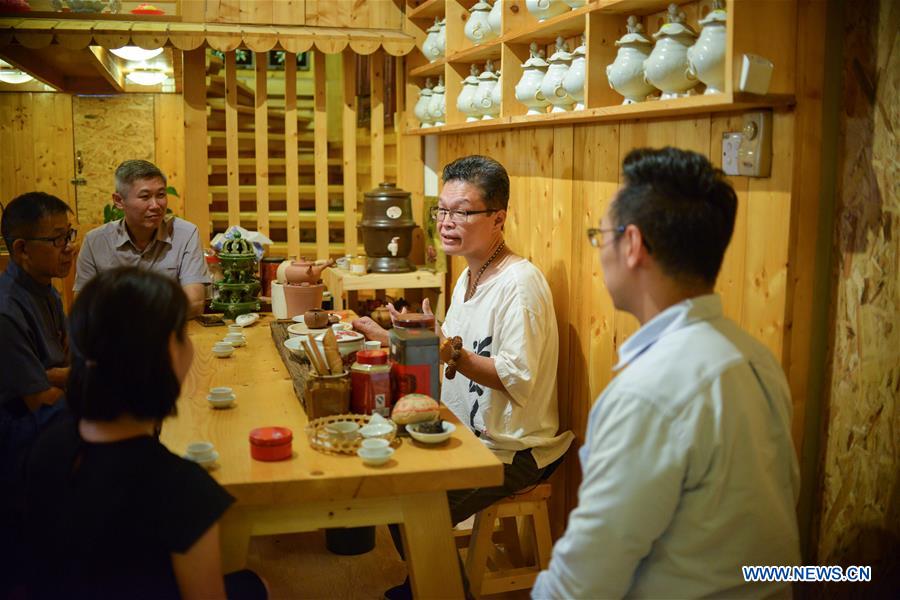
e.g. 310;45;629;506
517;514;536;567
498;516;525;567
465;505;499;598
531;502;554;569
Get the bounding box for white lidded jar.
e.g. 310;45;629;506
488;0;502;34
465;0;499;45
477;59;500;120
643;3;698;99
540;36;576;113
687;0;727;94
562;34;586;110
514;42;550;115
428;75;446;126
436;18;446;56
422;17;442;62
456;65;482;122
490;69;502;113
607;15;657;104
414;78;435;127
525;0;569;22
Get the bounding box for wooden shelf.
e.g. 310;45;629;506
505;3;594;44
407;0;445;21
410;57;446;77
406;93;796;135
597;0;698;16
446;37;504;64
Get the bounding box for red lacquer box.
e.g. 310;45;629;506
249;426;293;461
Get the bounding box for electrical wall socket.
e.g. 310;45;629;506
722;132;742;176
738;110;773;177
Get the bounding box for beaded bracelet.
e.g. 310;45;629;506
444;336;463;380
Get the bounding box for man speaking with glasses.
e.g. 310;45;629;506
0;191;75;593
533;148;800;598
355;155;572;599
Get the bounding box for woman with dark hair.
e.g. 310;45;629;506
24;267;265;600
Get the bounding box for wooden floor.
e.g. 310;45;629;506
246;526;531;600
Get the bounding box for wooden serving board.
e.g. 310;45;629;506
269;321;312;408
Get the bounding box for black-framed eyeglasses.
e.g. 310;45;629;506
23;228;77;248
430;206;497;224
586;225;625;248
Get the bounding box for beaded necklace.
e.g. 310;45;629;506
465;240;505;301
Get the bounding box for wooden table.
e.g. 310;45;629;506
321;267;447;320
161;315;502;599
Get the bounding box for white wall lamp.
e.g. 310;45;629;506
110;46;164;62
0;60;34;84
125;69;168;86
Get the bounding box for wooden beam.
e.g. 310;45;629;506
182;47;209;244
87;46;124;92
284;52;300;258
0;47;65;91
225;50;240;227
313;49;329;259
254;51;269;237
342;49;358;255
370;49;385;186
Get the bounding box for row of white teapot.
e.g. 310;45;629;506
609;3;727;103
422;17;446;63
514;38;585;114
413;76;446;128
464;1;586;46
457;60;501;121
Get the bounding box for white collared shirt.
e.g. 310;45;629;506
533;295;800;599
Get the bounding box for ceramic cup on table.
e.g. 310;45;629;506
207;386;236;409
357;446;394;466
361;438;390;451
283;335;307;359
227;324;243;335
224;332;246;347
212;342;234;358
325;420;360;443
185;441;218;467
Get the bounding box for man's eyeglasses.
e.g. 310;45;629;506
23;228;77;248
430;206;497;224
586;225;625;248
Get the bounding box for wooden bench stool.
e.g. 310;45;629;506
454;483;553;598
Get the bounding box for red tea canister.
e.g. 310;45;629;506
249;426;293;461
351;350;392;416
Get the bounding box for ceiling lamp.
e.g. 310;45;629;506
126;69;168;86
110;46;164;62
0;68;34;84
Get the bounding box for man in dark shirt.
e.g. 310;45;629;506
0;191;75;593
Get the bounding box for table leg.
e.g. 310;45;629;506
400;491;464;599
219;506;252;573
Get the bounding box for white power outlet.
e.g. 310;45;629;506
722;132;742;176
738;111;773;177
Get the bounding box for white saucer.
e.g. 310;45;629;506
291;315;305;324
184;450;219;468
407;422;456;444
235;313;259;327
212;349;234;358
207;394;236;409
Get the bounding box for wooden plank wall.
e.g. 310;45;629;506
439;110;798;536
182;0;403;28
814;0;899;588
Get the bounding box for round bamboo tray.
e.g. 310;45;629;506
305;413;397;454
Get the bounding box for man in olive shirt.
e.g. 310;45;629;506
0;191;73;594
75;160;209;317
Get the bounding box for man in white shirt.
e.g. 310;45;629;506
74;160;209;317
354;156;572;599
533;147;801;599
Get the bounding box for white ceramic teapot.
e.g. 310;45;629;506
525;0;569;22
562;34;586;110
491;70;502;112
456;65;482;122
414;78;435;127
488;0;502;34
514;42;550;115
540;36;576;112
437;18;446;57
687;0;727;94
465;0;498;45
428;75;446;126
422;18;442;62
643;4;698;99
607;15;657;104
477;59;500;119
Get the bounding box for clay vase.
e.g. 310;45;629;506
284;283;324;318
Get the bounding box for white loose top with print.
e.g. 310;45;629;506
441;260;573;468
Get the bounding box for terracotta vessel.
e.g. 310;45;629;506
277;258;334;285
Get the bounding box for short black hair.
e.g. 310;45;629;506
612;147;737;286
442;155;510;211
114;159;166;197
1;191;72;250
67;267;189;422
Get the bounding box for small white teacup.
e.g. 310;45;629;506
361;438;390;450
227;324;243;335
325;421;360;443
209;386;234;400
186;441;215;462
